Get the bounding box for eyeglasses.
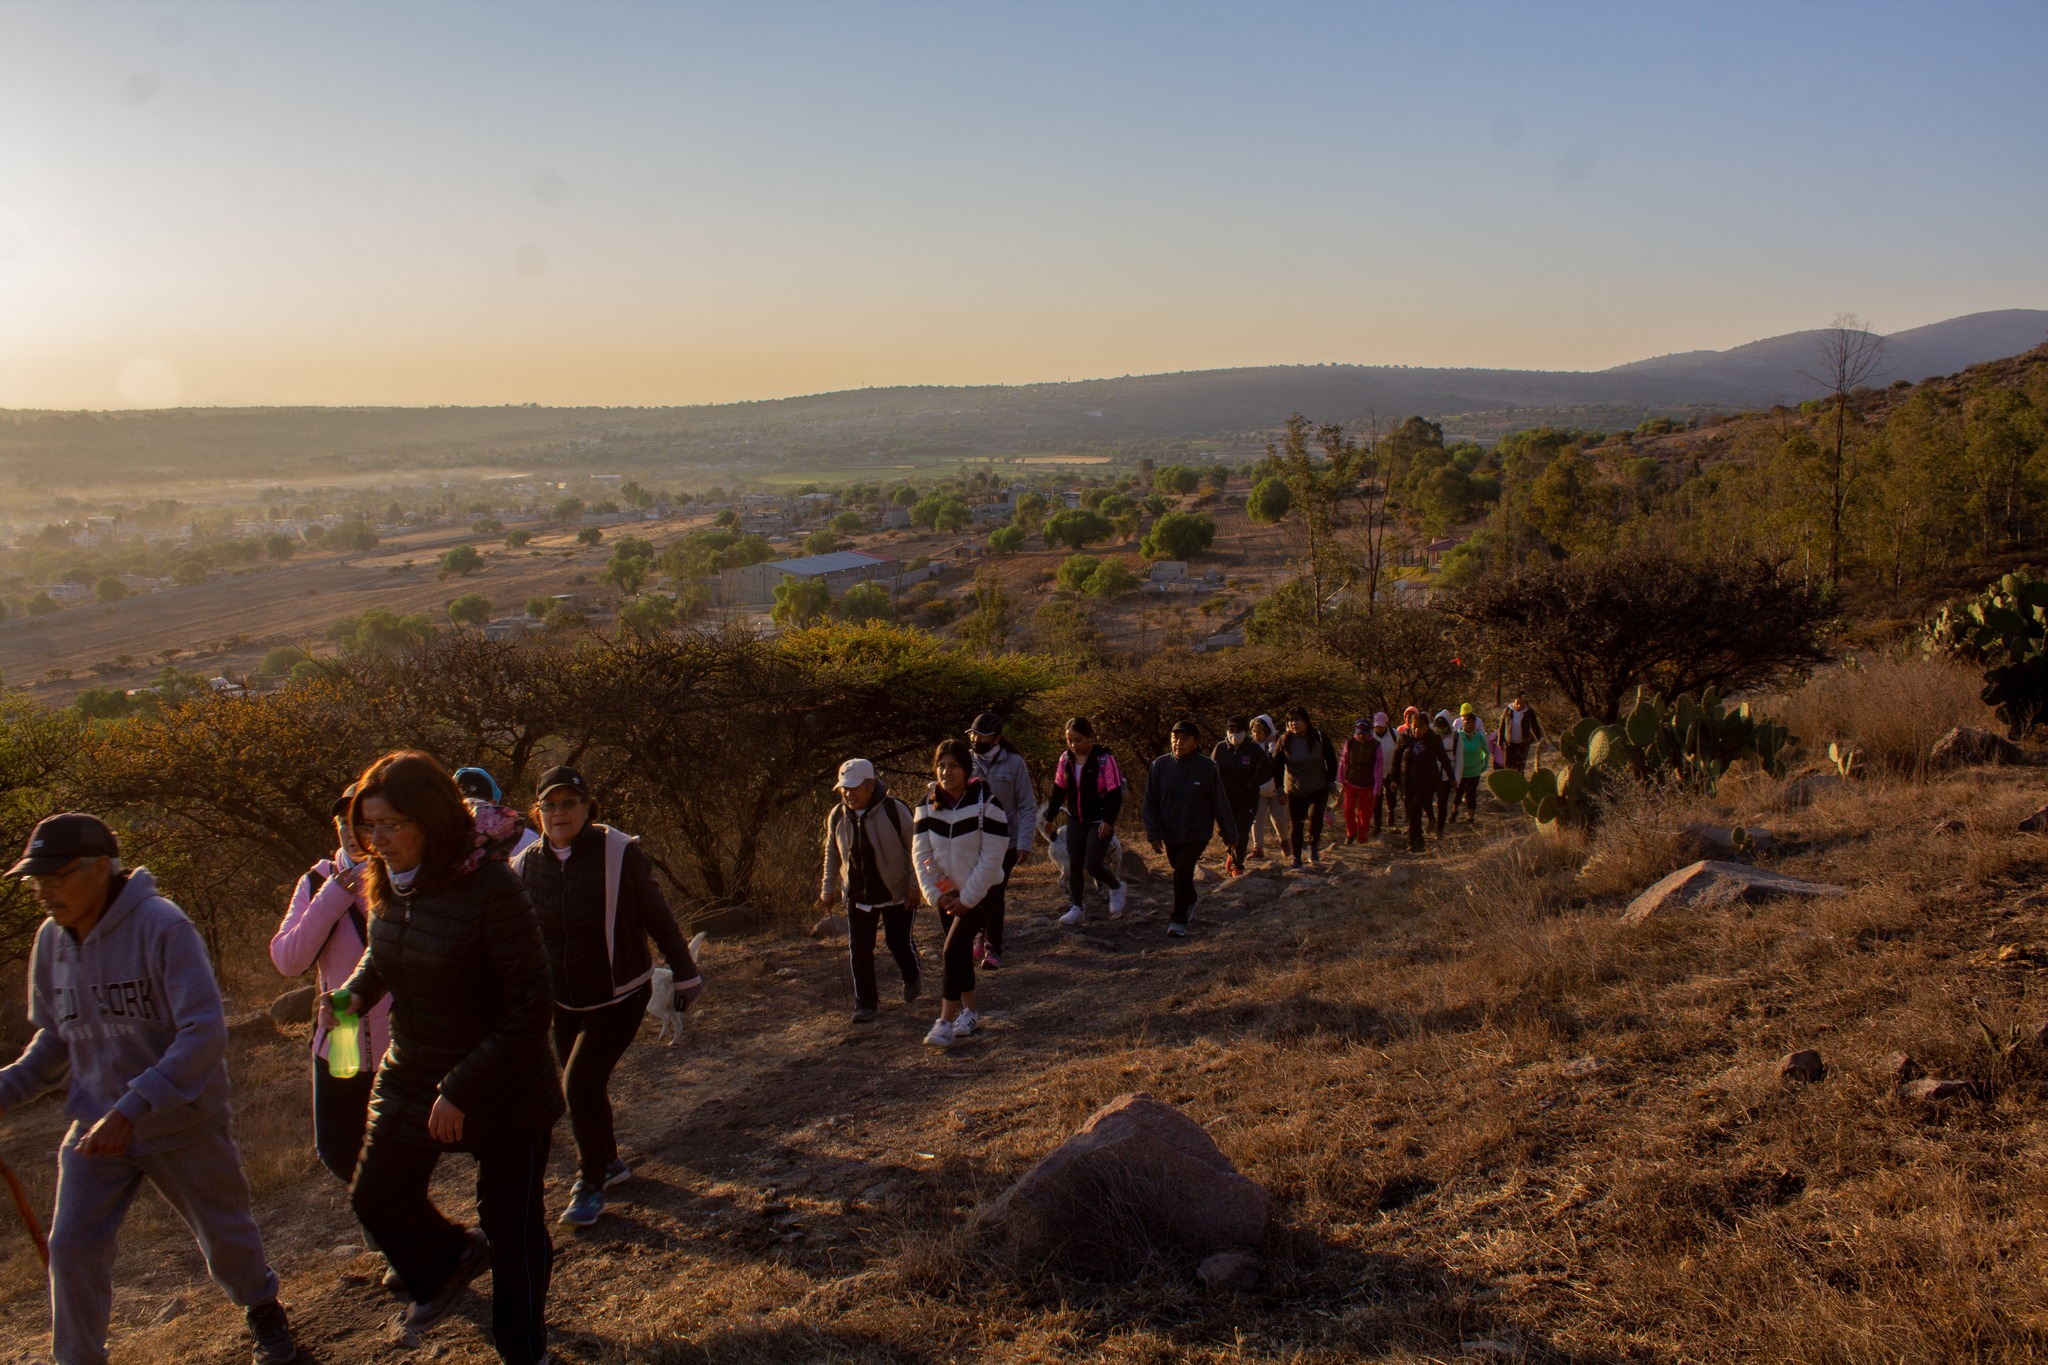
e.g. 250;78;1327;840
538;800;585;815
354;819;415;839
30;860;88;885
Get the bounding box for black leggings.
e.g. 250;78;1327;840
312;1060;374;1185
979;850;1019;954
941;905;988;1002
1167;841;1204;924
352;1128;553;1364
847;903;918;1009
1061;821;1122;906
1456;775;1481;818
1286;791;1326;856
551;986;649;1184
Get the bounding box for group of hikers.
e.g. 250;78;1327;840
0;691;1543;1365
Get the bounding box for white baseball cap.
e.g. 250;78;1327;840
835;758;876;789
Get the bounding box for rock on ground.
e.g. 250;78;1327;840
1624;860;1845;923
1901;1077;1972;1102
269;984;318;1025
1213;875;1284;905
2020;803;2048;834
1780;773;1843;808
810;914;849;941
1886;1051;1923;1084
1682;823;1777;856
1778;1049;1826;1083
976;1092;1270;1258
1929;725;2026;770
1196;1251;1260;1294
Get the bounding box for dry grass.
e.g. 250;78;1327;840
1775;652;1998;778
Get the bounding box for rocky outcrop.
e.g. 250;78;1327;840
1928;725;2025;770
269;984;318;1025
1624;860;1844;923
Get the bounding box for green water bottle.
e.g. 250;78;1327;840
326;991;361;1080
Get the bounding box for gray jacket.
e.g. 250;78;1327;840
821;785;921;907
972;740;1037;852
0;869;233;1154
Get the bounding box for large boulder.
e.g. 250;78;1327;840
977;1093;1269;1258
1929;725;2026;770
1681;824;1777;857
1624;860;1845;923
1117;846;1155;884
269;984;319;1026
2020;803;2048;834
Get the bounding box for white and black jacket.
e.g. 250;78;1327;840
912;778;1010;912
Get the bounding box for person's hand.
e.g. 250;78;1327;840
1151;839;1166;855
818;891;838;911
76;1111;134;1157
1097;821;1113;840
334;863;365;895
938;891;964;915
428;1095;466;1143
318;989;354;1031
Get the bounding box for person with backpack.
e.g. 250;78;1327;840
1046;717;1127;926
1369;712;1398;836
455;768;541;861
1276;707;1337;867
1430;710;1460;837
332;751;561;1365
1497;689;1544;773
1210;715;1271;875
270;784;392;1195
1335;717;1382;845
1247;715;1286;859
819;758;923;1024
1391;709;1455;852
2;813;304;1365
912;740;1010;1048
967;713;1034;970
1453;703;1489;823
1144;719;1239;937
513;765;701;1229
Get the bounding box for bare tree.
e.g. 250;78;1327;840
1801;313;1888;590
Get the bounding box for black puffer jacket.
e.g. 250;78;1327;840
1391;728;1455;800
343;860;563;1149
515;822;697;1011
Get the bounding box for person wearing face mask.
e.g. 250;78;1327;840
1335;717;1382;845
1276;707;1337;868
966;713;1034;970
1247;715;1286;859
1370;713;1397;837
1210;715;1271;876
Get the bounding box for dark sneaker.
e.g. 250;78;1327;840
1167;922;1188;938
850;1005;878;1023
560;1178;605;1227
604;1158;632;1188
980;948;1002;970
402;1228;490;1332
246;1299;301;1364
902;972;922;1004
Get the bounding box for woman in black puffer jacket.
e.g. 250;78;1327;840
335;750;561;1365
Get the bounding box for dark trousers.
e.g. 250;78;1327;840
1286;791;1326;857
1405;785;1431;851
1062;820;1122;906
978;849;1019;954
352;1129;553;1365
551;985;649;1184
1505;740;1530;772
312;1060;374;1186
1433;781;1453;834
940;905;988;1001
847;902;917;1009
1376;784;1397;832
1166;841;1204;924
1225;798;1257;864
1455;775;1481;818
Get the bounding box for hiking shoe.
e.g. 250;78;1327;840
980;948;1003;970
954;1007;980;1037
604;1158;632;1188
1109;884;1128;916
1310;847;1322;867
903;971;923;1004
1291;854;1302;869
246;1298;300;1364
402;1229;489;1332
1167;922;1188;938
851;1005;879;1023
923;1017;955;1047
560;1179;606;1227
1057;905;1084;926
381;1263;411;1300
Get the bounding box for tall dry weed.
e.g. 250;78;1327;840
1576;774;1719;901
1775;651;1995;778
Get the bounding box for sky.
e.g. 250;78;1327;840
0;0;2043;410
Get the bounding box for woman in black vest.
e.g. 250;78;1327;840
333;751;561;1365
513;765;700;1228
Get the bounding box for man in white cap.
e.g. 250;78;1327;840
818;759;923;1023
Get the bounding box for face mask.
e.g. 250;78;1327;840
1228;730;1247;745
971;735;997;754
1374;726;1387;736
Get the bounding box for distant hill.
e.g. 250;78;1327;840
1606;308;2048;395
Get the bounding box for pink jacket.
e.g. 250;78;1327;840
270;858;392;1070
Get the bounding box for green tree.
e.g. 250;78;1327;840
1140;511;1217;560
331;522;379;552
329;607;436;656
1084;558;1142;597
961;571;1013;654
525;595;555;618
772;577;833;628
1012;491;1049;532
552;497;586;522
618;594;678;635
505;528;534;549
601;544;652;596
447;592;493;626
1043;508;1114;551
912;495;971;532
1153;464;1199;496
1056;554;1102;592
1246;477;1292;524
830;510;865;534
439;544;485;576
836;580;893;624
258;646;310;678
576;525;604;547
264;534;296;561
987;524;1027;553
891;485;921;507
93;576;129;603
802;528;844;556
172;560;208;586
74;686;134;719
27;592;56;617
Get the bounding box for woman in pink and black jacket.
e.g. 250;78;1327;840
1045;716;1127;926
269;783;393;1187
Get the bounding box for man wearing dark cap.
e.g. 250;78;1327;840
966;713;1034;969
0;813;301;1365
1142;720;1239;938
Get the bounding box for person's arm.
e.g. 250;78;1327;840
1042;756;1069;824
909;799;946;908
1099;754;1125;827
107;915;228;1130
819;808;843;906
0;933;72;1114
1007;756;1037;852
1142;757;1167;847
625;844;700;1003
1212;761;1240;845
338;929;388;1012
270;869;357;978
438;873;555;1117
956;796;1011;908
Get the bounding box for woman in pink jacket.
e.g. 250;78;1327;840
270;784;393;1188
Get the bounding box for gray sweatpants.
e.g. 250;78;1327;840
48;1120;278;1365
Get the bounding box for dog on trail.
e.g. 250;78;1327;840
645;931;709;1046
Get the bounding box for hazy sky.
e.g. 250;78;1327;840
1;0;2043;409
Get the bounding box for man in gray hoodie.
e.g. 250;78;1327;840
0;813;301;1365
967;713;1035;969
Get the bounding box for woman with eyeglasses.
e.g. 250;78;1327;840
512;765;700;1228
328;751;561;1365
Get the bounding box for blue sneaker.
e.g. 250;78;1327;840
604;1158;632;1188
559;1179;605;1226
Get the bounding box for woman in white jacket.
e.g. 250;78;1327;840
912;739;1009;1048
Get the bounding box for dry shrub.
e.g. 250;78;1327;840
1576;774;1719;900
1775;651;1996;777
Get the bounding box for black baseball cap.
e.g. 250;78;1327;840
967;712;1005;737
9;813;119;877
536;765;591;800
1170;718;1199;736
330;782;359;818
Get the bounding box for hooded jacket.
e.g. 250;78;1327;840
342;860;563;1149
1457;718;1491;778
820;782;919;907
514;822;699;1012
971;740;1037;853
0;869;233;1154
271;854;392;1071
1045;745;1125;827
1144;749;1241;848
1210;732;1273;809
913;778;1011;911
1497;701;1544;747
1392;725;1455;798
1250;716;1281;795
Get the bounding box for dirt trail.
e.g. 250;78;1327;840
0;825;1454;1364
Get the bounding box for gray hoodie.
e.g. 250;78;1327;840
0;869;233;1154
972;739;1037;852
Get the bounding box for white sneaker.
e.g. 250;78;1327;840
954;1008;980;1036
923;1017;955;1047
1109;884;1128;916
1057;905;1084;926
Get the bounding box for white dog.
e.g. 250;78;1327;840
645;932;709;1046
1044;820;1124;883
